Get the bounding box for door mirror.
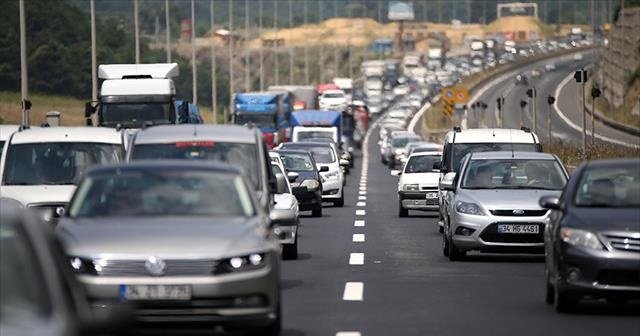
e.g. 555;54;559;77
319;166;330;172
339;159;350;167
286;171;299;183
269;208;297;227
390;170;402;176
274;173;289;194
439;172;457;191
539;195;562;210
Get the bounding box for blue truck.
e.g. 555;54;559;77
233;92;292;148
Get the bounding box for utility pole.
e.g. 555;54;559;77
134;0;140;64
348;5;353;79
274;0;279;85
547;96;556;145
211;0;218;123
304;0;309;84
90;0;97;102
496;96;505;128
591;87;601;145
437;0;442;23
227;0;233;123
244;0;250;91
334;0;338;79
165;0;171;62
288;0;293;84
19;0;30;127
574;68;588;155
519;100;528;128
259;0;264;91
526;87;537;133
319;0;325;83
191;0;197;105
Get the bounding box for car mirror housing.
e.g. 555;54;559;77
319;166;330;172
274;173;289;194
269;208;297;227
390;170;402;176
439;172;457;191
339;159;350;167
539;195;561;210
286;171;299;183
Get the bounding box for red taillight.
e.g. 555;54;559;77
175;141;215;148
262;132;275;148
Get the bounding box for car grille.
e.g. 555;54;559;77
597;270;640;287
489;209;548;217
602;233;640;253
28;203;67;226
96;259;216;277
420;186;437;191
426;198;439;206
479;222;544;243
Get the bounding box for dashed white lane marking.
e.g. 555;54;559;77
352;234;365;242
356;201;366;207
359;186;367;191
343;282;364;301
355;209;366;216
358;196;367;201
336;332;362;336
354;220;365;227
349;253;364;265
358;190;366;195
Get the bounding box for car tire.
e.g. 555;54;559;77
334;194;344;207
545;267;555;304
312;206;322;217
553;282;577;313
438;225;444;234
398;200;408;217
448;235;465;261
443;233;450;257
388;158;395;169
282;239;298;260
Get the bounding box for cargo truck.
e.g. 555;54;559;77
233;92;292;148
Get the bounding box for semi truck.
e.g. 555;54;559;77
85;63;202;128
233;92;292;148
268;85;318;110
291;110;342;145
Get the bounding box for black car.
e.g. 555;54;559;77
275;149;326;217
0;199;130;336
540;159;640;312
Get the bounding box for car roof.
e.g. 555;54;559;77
470;151;556;160
132;124;258;144
583;158;640;169
444;128;539;144
408;151;442;158
86;160;242;176
8;127;122;144
273;149;314;157
0;124;21;141
281;141;332;148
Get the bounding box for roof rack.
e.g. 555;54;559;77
520;126;531;132
453;126;462;132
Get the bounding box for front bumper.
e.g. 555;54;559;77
450;212;546;253
321;178;343;200
291;187;322;211
556;243;640;298
80;263;279;325
399;191;439;211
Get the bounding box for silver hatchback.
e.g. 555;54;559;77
440;151;569;261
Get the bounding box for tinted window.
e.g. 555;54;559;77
131;142;260;189
280;153;315;172
574;165;640;208
461;159;566;190
404;155;441;174
3;143;122;186
235;114;276;129
281;144;336;163
101;102;173;127
392;137;420;148
69;171;255;218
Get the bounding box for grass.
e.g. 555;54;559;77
589;79;640;129
546;140;640;169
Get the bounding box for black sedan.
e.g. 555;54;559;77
539;159;640;312
275;149;326;217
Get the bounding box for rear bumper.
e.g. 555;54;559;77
399;191;439;210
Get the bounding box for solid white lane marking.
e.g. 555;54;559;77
349;253;364;265
358;196;367;201
358;190;366;195
355;209;366;216
352;234;365;242
356;201;366;207
354;220;365;227
336;332;361;336
342;282;364;301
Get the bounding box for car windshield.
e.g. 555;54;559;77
0;222;51;322
323;93;344;99
280;153;315;172
574;165;640;208
297;131;334;141
392;136;420;148
450;143;538;173
69;171;255;218
2;142;122;186
404;155;441;174
234;113;276;129
100;102;173;127
462;159;567;190
130;142;260;189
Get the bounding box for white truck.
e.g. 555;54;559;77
402;54;423;77
469;40;485;59
332;78;353;103
427;48;443;70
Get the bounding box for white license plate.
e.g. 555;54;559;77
120;284;192;300
425;192;438;199
497;224;539;234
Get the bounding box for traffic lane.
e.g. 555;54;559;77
280;150;369;336
338;131;640;336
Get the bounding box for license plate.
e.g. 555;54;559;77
425;192;438;199
119;284;192;301
497;224;539;234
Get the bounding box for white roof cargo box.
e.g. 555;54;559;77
98;63;179;80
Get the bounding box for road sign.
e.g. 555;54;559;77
442;86;469;104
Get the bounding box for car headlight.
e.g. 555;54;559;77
560;228;604;250
404;184;419;191
69;256;98;275
301;179;320;191
215;253;268;274
455;201;484;216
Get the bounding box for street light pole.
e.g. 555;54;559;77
274;0;279;85
319;0;324;83
165;0;171;62
547;95;556;146
259;0;264;91
227;0;233;123
244;0;250;92
210;0;217;123
134;0;140;64
191;0;197;105
289;0;293;84
19;0;30;127
90;0;97;102
304;0;309;84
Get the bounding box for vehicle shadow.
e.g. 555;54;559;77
568;299;640;316
280;279;304;290
462;253;544;263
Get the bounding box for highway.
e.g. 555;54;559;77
276;116;640;336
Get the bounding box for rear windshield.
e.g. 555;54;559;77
575;165;640;208
448;143;538;172
404;155;441;174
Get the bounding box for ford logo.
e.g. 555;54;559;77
144;256;166;276
512;209;526;215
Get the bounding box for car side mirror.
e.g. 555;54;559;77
439;172;457;191
539;195;562;210
286;171;299;183
269;208;297;228
81;302;133;335
339;159;350;167
274;173;288;194
319;166;329;172
390;170;402;176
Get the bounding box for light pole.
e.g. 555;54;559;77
227;0;234;123
303;0;309;84
590;86;601;145
191;0;197;105
319;0;324;83
244;0;250;92
289;0;294;84
19;0;30;127
210;0;217;123
547;95;556;146
259;0;264;90
274;0;279;85
134;0;140;64
165;0;171;62
90;0;97;102
574;68;588;156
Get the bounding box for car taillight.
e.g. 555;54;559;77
262;132;275;148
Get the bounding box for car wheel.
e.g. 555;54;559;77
438;225;444;234
334;194;344;207
282;238;298;260
443;233;450;257
553;281;577;313
312;206;322;217
448;235;465;261
545;267;555;304
398;200;408;217
388;158;395;169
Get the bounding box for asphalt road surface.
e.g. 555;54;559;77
277;122;640;336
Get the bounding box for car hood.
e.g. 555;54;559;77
0;185;76;206
290;170;317;183
565;207;640;232
58;216;271;259
400;172;439;186
460;189;563;210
